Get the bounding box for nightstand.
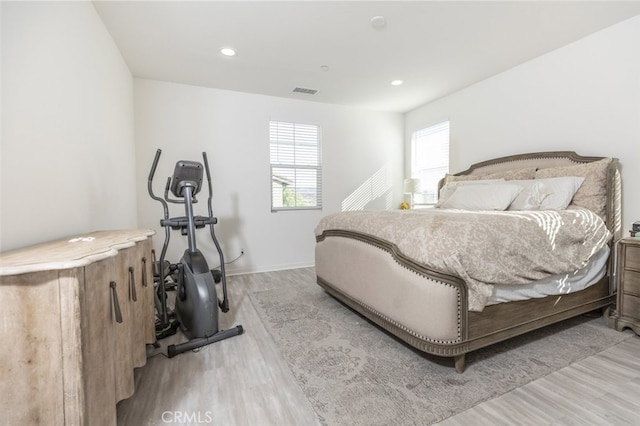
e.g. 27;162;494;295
610;238;640;335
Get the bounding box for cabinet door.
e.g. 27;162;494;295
138;238;156;345
127;240;152;368
113;247;135;402
83;257;117;425
0;270;66;425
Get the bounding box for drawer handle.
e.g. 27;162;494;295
129;266;137;302
110;281;123;324
142;257;148;288
151;249;158;277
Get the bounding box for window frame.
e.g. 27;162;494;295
410;120;450;206
269;120;323;212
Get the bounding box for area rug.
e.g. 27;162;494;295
250;283;632;425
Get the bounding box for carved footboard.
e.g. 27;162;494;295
315;230;471;372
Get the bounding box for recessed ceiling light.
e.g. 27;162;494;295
220;47;236;57
391;80;403;86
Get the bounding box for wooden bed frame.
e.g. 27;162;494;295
315;151;622;373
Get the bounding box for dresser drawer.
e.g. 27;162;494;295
620;293;640;320
626;245;640;271
622;269;640;296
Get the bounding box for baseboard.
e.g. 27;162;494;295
226;262;315;276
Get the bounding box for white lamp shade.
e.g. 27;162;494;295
403;178;421;194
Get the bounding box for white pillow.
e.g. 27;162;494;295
437;183;523;211
536;176;585;210
507;180;553;211
436;179;506;208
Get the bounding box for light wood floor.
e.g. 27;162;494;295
117;267;640;425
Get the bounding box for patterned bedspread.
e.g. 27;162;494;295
314;208;612;311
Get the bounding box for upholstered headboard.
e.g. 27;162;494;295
438;151;622;241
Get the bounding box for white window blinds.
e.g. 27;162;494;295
270;121;322;211
410;121;450;205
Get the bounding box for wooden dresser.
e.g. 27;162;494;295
0;229;155;425
611;237;640;335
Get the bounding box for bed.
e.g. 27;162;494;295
314;151;622;373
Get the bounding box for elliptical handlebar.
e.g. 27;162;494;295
163;177;201;205
163;177;189;204
148;149;162;187
148;148;171;326
203;152;213;200
148;149;170;219
202;152;230;312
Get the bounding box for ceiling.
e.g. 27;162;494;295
93;1;640;113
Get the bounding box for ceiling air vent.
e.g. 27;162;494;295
292;87;318;95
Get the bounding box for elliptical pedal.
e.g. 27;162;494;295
156;320;180;340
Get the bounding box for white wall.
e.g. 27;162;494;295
1;2;137;251
405;15;640;230
134;79;403;274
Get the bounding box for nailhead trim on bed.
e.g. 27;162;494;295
316;230;466;345
317;276;470;356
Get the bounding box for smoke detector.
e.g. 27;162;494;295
370;16;386;30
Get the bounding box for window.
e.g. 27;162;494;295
410;121;450;205
270;121;322;211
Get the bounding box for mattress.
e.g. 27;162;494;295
487;245;609;305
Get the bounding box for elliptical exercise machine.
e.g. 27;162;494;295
148;149;243;358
